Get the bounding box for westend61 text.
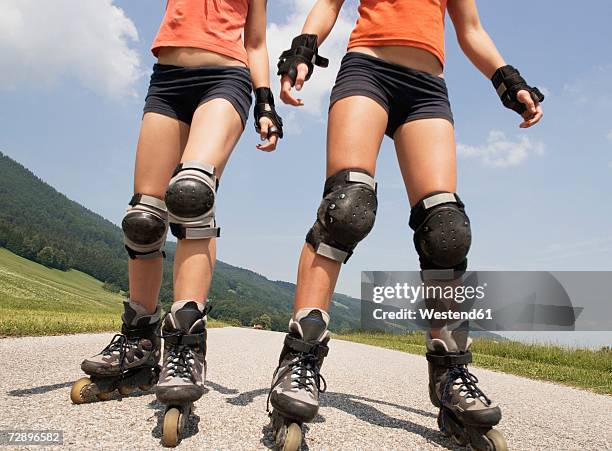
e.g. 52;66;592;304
372;308;493;321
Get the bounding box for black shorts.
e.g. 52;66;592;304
143;64;252;127
330;52;454;138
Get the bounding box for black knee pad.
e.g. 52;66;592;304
122;194;169;259
306;169;377;263
409;192;471;270
165;161;220;239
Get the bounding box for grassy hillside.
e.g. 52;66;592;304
0;152;361;333
338;331;612;395
0;248;226;336
0;248;124;336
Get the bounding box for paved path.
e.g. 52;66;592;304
1;328;610;450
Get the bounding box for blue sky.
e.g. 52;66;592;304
1;0;612;306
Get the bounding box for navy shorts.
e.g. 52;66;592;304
143;64;252;127
330;52;454;138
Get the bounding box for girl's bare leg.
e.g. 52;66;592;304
129;113;189;313
172;99;244;303
393;118;457;340
293;96;387;313
393;118;457;205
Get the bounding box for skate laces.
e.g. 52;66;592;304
158;304;210;382
164;344;196;381
266;351;327;412
101;334;139;373
443;366;491;405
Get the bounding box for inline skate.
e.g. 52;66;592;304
70;300;161;404
426;330;507;451
268;308;330;451
156;300;209;447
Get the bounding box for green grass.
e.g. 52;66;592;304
0;248;224;336
337;331;612;395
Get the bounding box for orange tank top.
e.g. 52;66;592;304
348;0;448;66
151;0;249;65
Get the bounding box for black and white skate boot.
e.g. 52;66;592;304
156;300;209;447
268;308;330;451
71;300;161;404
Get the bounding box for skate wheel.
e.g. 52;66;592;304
282;423;302;451
484;429;507;451
162;407;181;447
70;377;92;404
118;385;134;396
96;391;112;401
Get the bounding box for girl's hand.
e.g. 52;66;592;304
279;63;309;106
517;90;544;129
256;116;279;151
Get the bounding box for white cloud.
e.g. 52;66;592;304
457;130;545;168
562;64;612;107
267;1;358;120
0;0;142;98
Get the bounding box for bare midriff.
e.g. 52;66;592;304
348;46;444;78
156;47;247;68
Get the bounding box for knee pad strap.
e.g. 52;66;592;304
122;194;169;259
165;161;220;240
306;169;378;263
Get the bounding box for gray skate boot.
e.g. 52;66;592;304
71;300;161;404
268;308;330;451
156;300;209;447
426;328;507;451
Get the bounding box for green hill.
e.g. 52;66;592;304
0;248;226;336
0;247;124;336
0;152;361;333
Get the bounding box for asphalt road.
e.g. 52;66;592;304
1;328;610;450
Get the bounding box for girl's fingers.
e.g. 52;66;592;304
519;105;543;128
280;76;303;106
259;118;270;141
294;64;309;91
280;76;299;105
517;90;537;115
256;134;278;151
268;133;279;149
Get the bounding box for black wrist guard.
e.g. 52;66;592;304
277;34;329;85
254;87;283;139
491;65;544;114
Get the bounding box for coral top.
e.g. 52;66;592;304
151;0;249;65
348;0;448;66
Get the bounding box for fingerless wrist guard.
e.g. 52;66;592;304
254;87;283;139
491;65;544;114
277;34;329;85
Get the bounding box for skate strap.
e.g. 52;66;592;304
163;331;205;347
426;350;472;367
121;322;159;338
284;335;329;359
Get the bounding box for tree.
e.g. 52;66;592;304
253;313;272;330
102;281;121;293
36;246;56;267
